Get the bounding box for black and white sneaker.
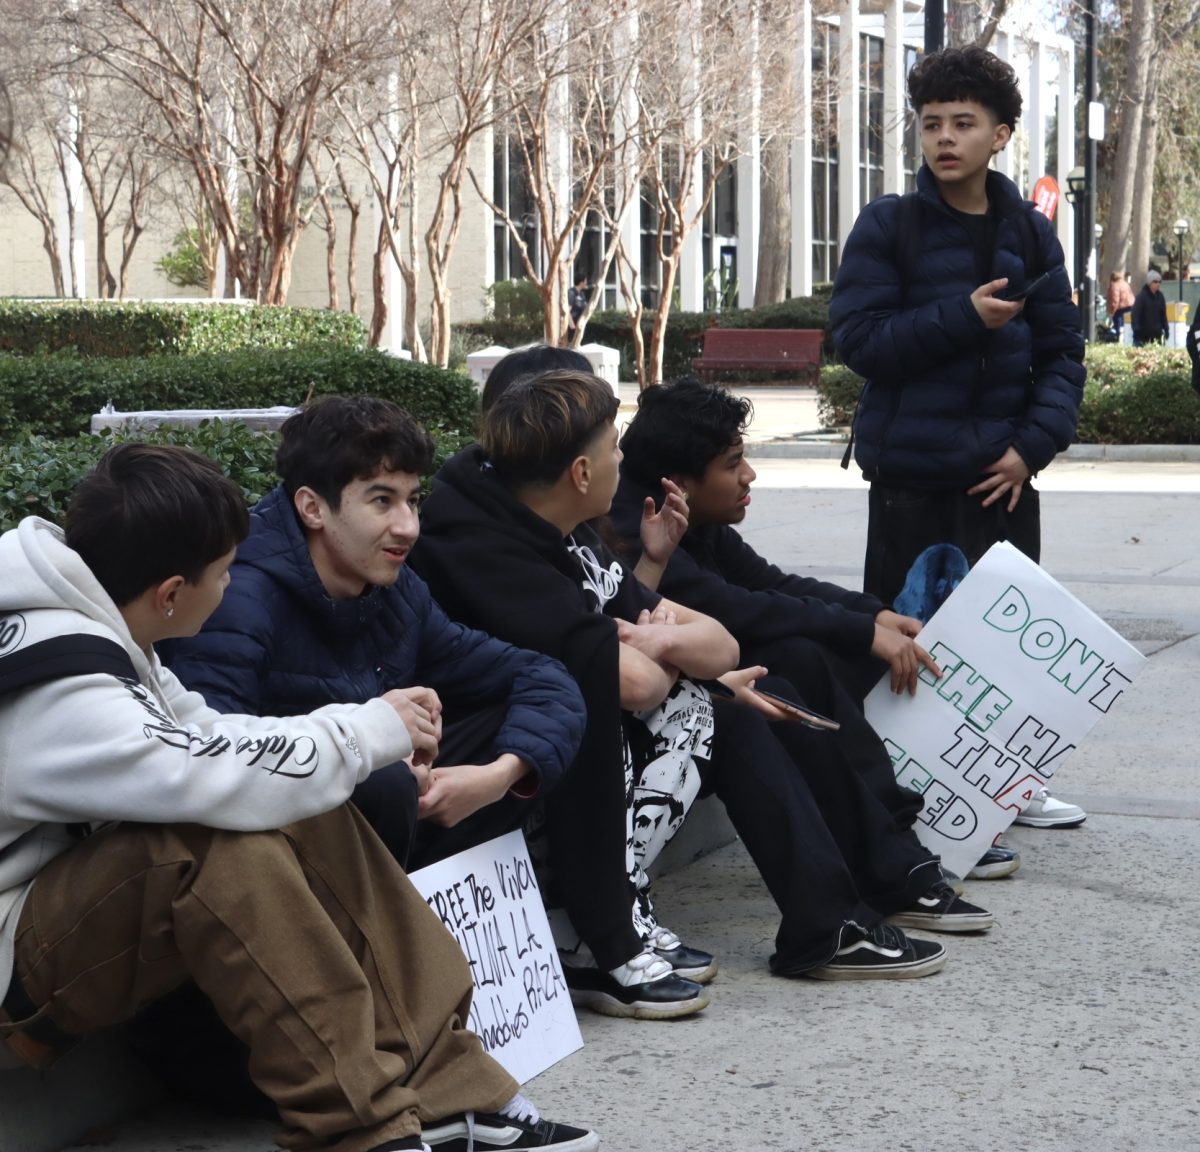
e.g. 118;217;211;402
888;882;994;933
647;925;717;984
939;865;965;897
562;947;710;1019
967;843;1022;880
425;1092;599;1151
804;922;946;980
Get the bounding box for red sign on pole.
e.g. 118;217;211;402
1032;176;1060;221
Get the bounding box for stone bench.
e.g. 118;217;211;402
90;406;298;434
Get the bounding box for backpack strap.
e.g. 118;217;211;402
0;632;137;696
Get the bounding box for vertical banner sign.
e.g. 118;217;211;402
865;543;1145;878
410;830;583;1084
1032;175;1060;221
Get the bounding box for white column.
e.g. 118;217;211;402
615;5;642;302
375;71;404;354
58;98;85;298
480;129;496;291
1027;40;1046;188
736;0;762;308
215;93;240;299
882;0;905;195
1056;45;1075;271
678;0;705;311
546;0;572;318
836;0;861;257
991;32;1014;180
790;0;814;297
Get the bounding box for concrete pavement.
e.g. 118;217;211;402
10;389;1198;1152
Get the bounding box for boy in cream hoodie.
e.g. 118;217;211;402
0;443;596;1152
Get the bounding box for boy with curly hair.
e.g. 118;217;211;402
830;46;1084;610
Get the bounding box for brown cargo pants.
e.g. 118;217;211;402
3;803;516;1152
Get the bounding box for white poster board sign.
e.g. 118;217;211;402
865;543;1145;878
409;830;582;1084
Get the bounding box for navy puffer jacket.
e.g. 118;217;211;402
830;165;1084;488
164;484;584;792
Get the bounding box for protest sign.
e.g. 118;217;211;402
409;830;582;1084
865;543;1145;878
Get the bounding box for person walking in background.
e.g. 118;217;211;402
1106;269;1135;335
1131;269;1169;346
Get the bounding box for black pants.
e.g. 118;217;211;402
748;635;924;831
864;480;1040;609
352;705;534;870
705;688;939;975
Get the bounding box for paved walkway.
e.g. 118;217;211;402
45;399;1200;1152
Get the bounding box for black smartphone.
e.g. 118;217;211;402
1002;270;1053;302
751;687;841;731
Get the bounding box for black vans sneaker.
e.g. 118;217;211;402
804;922;946;980
647;925;717;984
887;882;994;933
562;947;710;1019
425;1093;599;1151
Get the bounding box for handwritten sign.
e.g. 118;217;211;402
865;543;1145;878
409;830;582;1084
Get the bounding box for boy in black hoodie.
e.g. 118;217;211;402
413;369;996;1004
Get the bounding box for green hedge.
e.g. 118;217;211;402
0;348;480;441
0;300;368;358
815;345;1200;443
0;420;474;532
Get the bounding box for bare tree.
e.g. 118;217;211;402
471;0;640;348
333;65;424;353
611;0;774;384
84;0;394;304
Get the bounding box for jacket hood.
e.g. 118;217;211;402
430;445;575;570
0;518;150;678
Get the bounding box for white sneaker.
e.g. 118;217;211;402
1014;787;1087;828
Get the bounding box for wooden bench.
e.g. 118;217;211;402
691;328;823;384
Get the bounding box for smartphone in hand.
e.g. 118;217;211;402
750;687;841;731
1000;270;1053;302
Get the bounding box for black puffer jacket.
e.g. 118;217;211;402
830;165;1085;488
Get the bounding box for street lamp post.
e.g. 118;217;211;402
1065;167;1092;339
1174;219;1190;303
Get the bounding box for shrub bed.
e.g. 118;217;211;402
815;345;1200;443
0;420;474;532
0;300;368;358
0;348;480;441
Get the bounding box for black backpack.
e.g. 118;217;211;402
0;626;136;695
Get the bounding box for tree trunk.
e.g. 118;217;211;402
947;0;979;47
648;253;681;385
369;223;389;347
754;133;790;305
1101;0;1154;286
1130;67;1160;283
345;200;361;317
118;218;144;300
95;216;116;299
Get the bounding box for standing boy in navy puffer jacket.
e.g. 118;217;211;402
830;45;1085;610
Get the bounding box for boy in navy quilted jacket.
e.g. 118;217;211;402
830;46;1085;608
165;395;587;871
